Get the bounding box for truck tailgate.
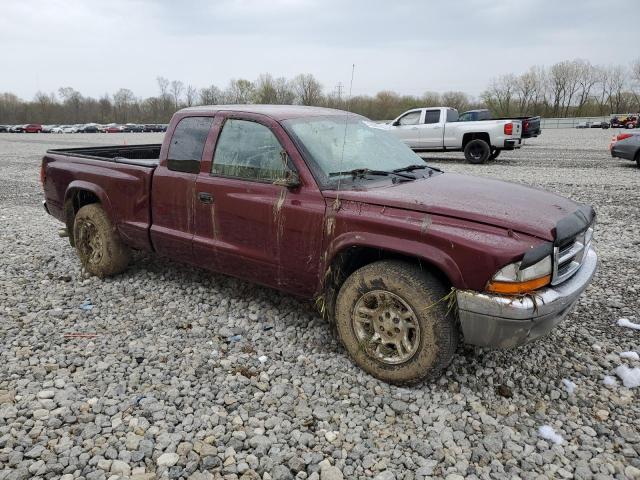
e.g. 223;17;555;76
43;152;156;252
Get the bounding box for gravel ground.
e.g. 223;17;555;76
1;129;639;480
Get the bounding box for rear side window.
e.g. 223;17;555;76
212;119;286;181
167;116;213;173
424;110;441;124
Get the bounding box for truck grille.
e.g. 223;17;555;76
551;225;594;285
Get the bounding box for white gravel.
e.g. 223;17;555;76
1;129;639;479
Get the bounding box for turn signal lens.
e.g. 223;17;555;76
487;275;551;294
486;255;552;294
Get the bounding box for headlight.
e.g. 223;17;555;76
487;255;552;294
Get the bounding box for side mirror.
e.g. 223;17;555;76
392;120;400;126
273;169;300;188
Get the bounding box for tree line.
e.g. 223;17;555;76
1;59;639;125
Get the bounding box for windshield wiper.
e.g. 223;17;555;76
329;168;390;178
393;164;428;173
328;168;416;181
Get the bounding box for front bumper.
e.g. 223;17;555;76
456;247;597;348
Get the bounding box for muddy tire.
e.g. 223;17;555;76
464;139;491;164
334;260;458;385
73;204;130;277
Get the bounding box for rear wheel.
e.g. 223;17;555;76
334;260;458;385
73;204;130;277
464;139;491;164
489;149;501;160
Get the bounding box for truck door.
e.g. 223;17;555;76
192;112;326;297
419;109;445;148
150;116;214;263
391;110;423;148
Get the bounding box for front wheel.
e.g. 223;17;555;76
334;260;458;385
73;204;130;277
464;139;491;164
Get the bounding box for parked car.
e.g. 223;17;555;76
624;116;638;129
41;105;597;384
10;125;26;133
62;126;79;134
0;125;9;133
79;124;100;133
610;132;640;167
386;107;522;163
105;125;124;133
24;124;43;133
575;122;592;129
458;109;541;138
51;126;65;134
611;114;639;129
41;125;59;133
590;121;610;129
123;123;144;133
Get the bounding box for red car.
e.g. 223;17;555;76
41;105;597;384
105;125;124;133
24;124;43;133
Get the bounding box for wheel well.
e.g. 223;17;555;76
462;132;491;149
64;189;101;246
320;246;451;320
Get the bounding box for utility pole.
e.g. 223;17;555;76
335;82;344;102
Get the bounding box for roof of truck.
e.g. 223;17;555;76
179;104;357;121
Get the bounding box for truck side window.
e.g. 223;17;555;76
424;110;441;124
167;116;214;173
397;111;421;126
212;119;287;181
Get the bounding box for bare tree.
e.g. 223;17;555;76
225;79;255;104
441;91;470;112
605;65;626;114
199;85;224;105
481;74;516;116
170;80;184;110
34;91;56;123
574;60;599;115
547;61;573;116
113;88;135;123
253;74;279;104
98;94;112;123
631;58;640;110
185;85;197;107
157;77;169;99
274;77;296;104
292;74;324;106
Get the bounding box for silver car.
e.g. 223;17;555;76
610;132;640;167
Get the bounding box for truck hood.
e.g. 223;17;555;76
323;173;580;241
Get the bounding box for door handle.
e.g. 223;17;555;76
198;192;213;204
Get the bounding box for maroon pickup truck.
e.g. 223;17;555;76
41;105;597;384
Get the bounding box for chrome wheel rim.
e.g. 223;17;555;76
77;220;103;265
352;290;421;365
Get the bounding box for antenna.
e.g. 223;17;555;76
335;64;356;201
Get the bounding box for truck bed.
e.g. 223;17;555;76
42;145;159;252
46;144;161;167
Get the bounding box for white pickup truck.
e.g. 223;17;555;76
386;107;523;164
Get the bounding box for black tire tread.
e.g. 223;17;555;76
335;260;458;385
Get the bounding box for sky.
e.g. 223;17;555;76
1;0;637;100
